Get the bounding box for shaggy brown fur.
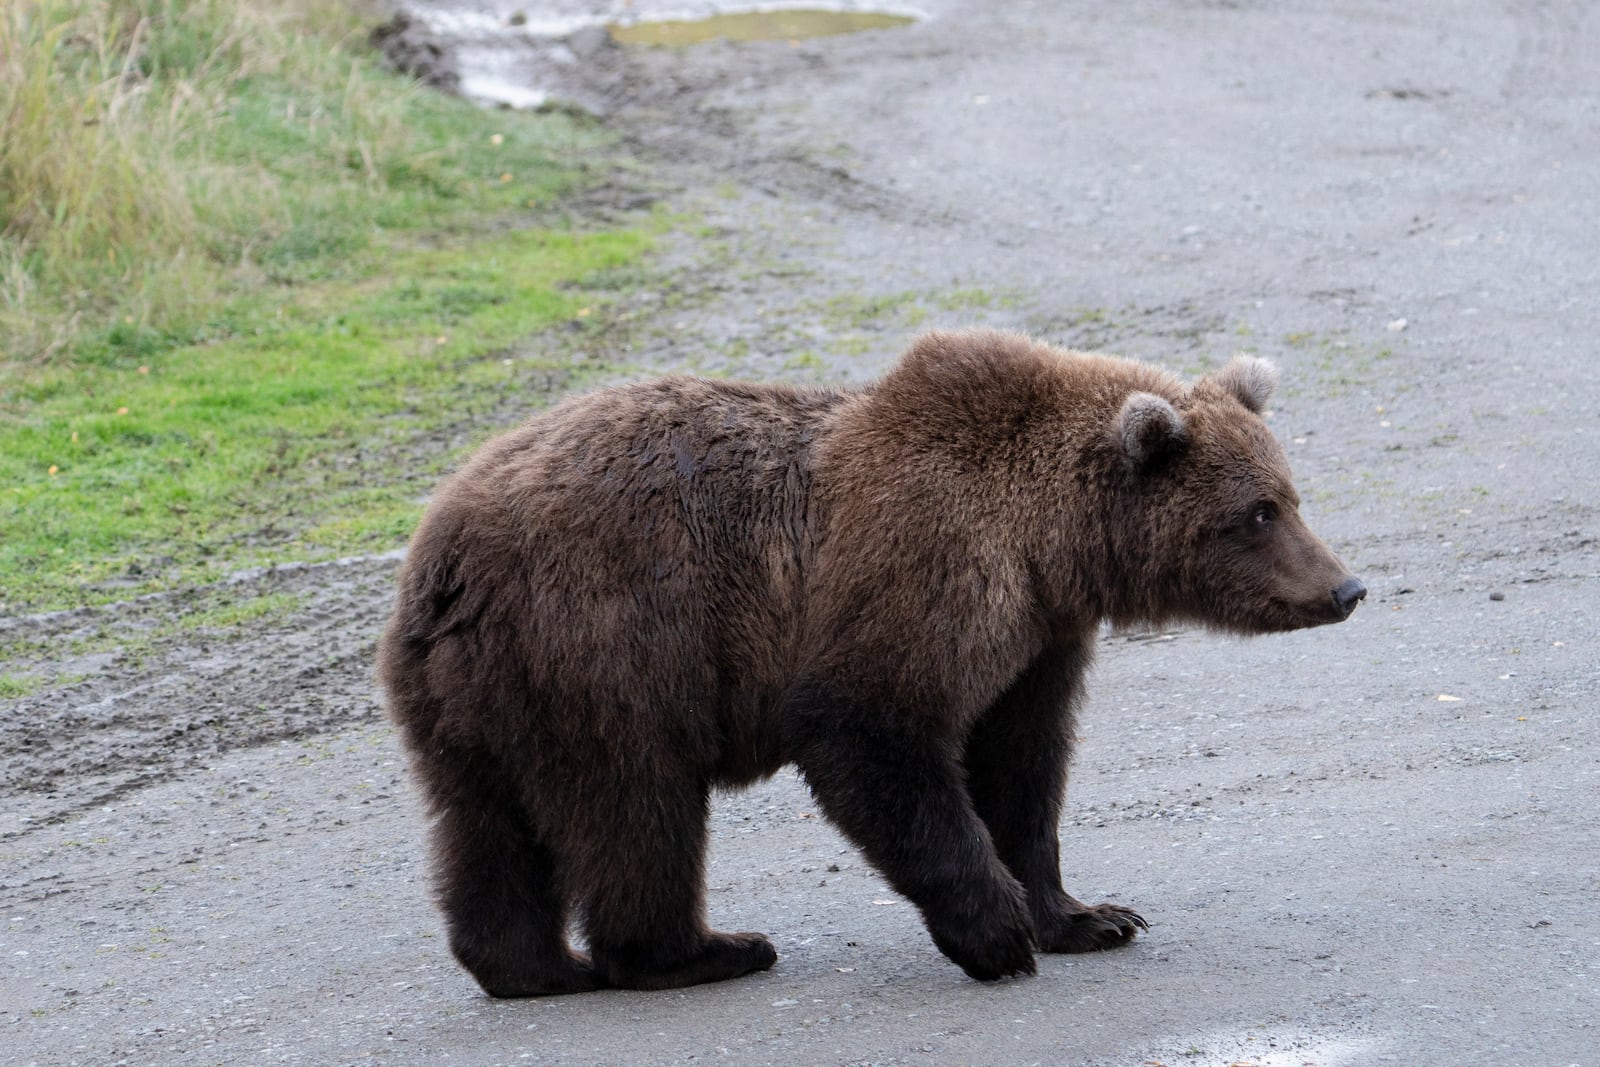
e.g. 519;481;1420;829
376;329;1364;996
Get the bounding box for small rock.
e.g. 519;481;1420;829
1489;590;1505;601
567;24;617;62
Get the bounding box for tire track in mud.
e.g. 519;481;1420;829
0;554;402;836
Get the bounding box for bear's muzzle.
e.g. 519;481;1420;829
1332;576;1367;619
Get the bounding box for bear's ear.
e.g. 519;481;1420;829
1118;392;1188;472
1211;354;1278;414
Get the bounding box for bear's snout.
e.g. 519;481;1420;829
1332;576;1367;619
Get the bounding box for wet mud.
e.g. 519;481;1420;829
1;554;400;836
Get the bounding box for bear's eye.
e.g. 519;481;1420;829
1249;502;1277;530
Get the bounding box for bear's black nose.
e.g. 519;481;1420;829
1333;577;1367;616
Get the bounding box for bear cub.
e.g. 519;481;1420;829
377;329;1364;996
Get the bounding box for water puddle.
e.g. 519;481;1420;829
608;9;915;47
378;3;921;111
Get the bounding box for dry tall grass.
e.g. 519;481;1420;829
0;0;407;362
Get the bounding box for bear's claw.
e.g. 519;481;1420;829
1036;901;1147;953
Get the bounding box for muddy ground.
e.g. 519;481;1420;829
4;1;1598;1064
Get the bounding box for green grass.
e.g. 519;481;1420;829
1;0;617;361
1;0;658;612
165;589;304;633
0;670;88;697
0;673;44;698
1;224;650;608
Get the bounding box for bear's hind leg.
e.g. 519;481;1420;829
575;774;777;990
426;744;601;997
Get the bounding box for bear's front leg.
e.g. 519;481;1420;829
782;679;1037;981
964;642;1147;953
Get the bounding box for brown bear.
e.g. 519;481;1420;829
376;329;1364;996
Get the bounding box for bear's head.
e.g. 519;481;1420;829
1114;355;1365;634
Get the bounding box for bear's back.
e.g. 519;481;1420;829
446;375;846;579
385;376;851;781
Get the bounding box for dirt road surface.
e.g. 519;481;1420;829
5;2;1598;1064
